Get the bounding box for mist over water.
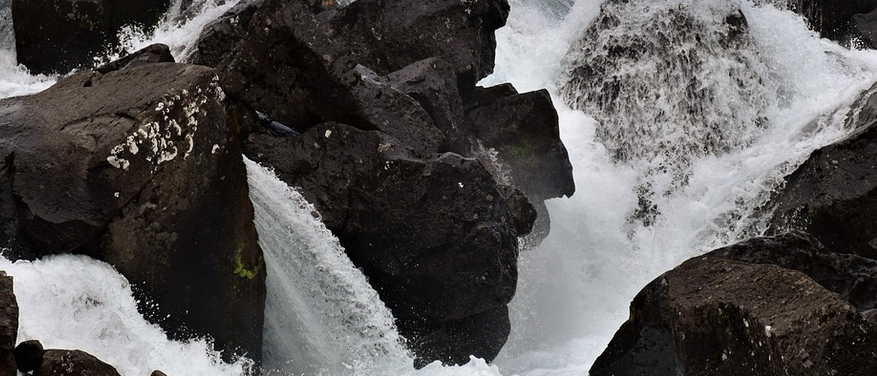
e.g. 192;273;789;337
3;0;877;375
489;1;877;375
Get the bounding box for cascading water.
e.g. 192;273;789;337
244;158;412;376
3;0;877;375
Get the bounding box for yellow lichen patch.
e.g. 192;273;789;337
233;244;261;280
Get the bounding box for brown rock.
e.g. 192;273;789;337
35;350;120;376
0;271;16;376
0;63;265;363
591;256;877;376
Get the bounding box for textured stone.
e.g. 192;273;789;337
591;256;877;376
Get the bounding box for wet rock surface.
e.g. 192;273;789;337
209;0;573;365
0;63;265;364
11;0;172;74
13;340;43;373
0;271;15;376
591;252;877;376
35;349;121;376
246;121;523;323
708;231;877;311
770;85;877;261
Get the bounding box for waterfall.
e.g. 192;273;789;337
3;0;877;375
244;158;412;375
488;1;877;374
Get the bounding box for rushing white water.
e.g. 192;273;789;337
0;254;253;376
244;158;412;376
3;0;877;375
486;1;877;375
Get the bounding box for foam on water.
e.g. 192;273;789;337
113;0;242;64
0;254;252;376
244;157;412;376
489;1;877;374
4;0;877;375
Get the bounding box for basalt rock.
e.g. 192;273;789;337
777;0;877;47
11;0;172;74
337;0;510;85
0;271;16;376
189;0;262;68
35;349;121;376
707;231;877;311
13;340;44;373
770;85;877;261
465;87;575;240
213;0;508;135
95;43;174;74
245;122;529;364
398;305;511;369
591;255;877;376
0;63;265;363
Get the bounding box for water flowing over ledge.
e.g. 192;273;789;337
3;0;877;375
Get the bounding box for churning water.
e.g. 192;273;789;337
3;0;877;375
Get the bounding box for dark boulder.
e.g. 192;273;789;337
245;122;529;364
465;87;575;240
0;271;15;376
865;309;877;324
189;0;262;68
95;43;174;74
770;85;877;260
854;7;877;48
214;0;362;132
337;0;510;84
35;349;120;376
385;58;470;153
399;305;510;369
11;0;172;74
591;255;877;376
213;0;509;135
707;231;877;311
786;0;877;46
0;63;265;363
13;340;43;373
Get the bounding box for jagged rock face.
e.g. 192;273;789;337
768;0;877;46
708;231;877;311
0;63;265;363
770;84;877;261
13;340;43;373
204;0;572;365
465;87;575;240
591;254;877;376
0;271;16;376
35;350;120;376
245;122;526;365
213;0;508;134
11;0;172;74
338;0;510;84
189;0;263;68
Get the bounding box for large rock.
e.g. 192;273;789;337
338;0;510;84
13;340;43;373
0;63;265;363
707;231;877;310
465;87;575;239
213;0;508;134
770;85;877;260
189;0;263;68
35;349;120;376
591;255;877;376
0;271;16;376
11;0;172;74
245;122;527;364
